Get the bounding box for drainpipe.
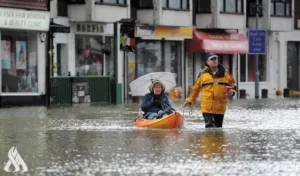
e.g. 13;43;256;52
254;0;260;99
46;0;51;107
153;0;162;25
211;0;218;28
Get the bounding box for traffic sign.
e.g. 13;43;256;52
248;30;266;54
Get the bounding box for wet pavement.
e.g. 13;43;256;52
1;98;300;175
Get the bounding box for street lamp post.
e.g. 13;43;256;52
255;0;260;99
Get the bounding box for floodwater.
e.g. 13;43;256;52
1;98;300;176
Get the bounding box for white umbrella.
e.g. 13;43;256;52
129;72;177;96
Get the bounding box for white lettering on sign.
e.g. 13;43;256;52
0;8;50;31
210;42;247;49
135;26;154;37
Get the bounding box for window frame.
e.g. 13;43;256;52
271;0;292;17
95;0;127;6
162;0;190;11
220;0;244;14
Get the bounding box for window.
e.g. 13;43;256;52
271;0;291;16
95;0;126;5
138;0;153;8
75;36;104;76
162;0;189;10
57;0;68;17
197;0;211;13
240;55;267;82
220;0;243;13
136;41;162;77
248;0;262;16
1;31;38;93
164;41;182;86
68;0;85;4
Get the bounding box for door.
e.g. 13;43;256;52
287;42;300;90
57;44;68;76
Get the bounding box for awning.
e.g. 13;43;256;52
188;30;248;54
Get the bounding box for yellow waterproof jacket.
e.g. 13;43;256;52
186;64;235;114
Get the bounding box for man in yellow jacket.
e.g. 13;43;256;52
184;53;236;128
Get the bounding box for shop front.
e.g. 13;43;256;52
186;30;248;97
49;22;115;106
124;25;192;101
0;7;50;107
72;23;114;78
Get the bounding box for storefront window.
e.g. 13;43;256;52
75;35;104;76
165;41;182;86
136;40;162;77
127;52;136;97
1;31;38;93
240;55;267;82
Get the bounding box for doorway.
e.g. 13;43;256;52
57;44;68;76
287;42;300;90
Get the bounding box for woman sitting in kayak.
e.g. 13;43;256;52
140;80;175;120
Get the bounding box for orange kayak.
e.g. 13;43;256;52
135;112;183;129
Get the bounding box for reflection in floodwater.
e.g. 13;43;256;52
189;130;226;160
0;98;300;175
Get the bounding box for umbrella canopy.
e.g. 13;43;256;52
129;72;177;96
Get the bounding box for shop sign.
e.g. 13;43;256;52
0;8;50;31
75;23;106;34
135;25;192;39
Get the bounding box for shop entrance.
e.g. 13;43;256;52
287;42;300;91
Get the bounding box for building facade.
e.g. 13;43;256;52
126;0;193;102
50;0;130;104
245;0;294;98
187;0;295;99
48;0;298;105
0;0;50;107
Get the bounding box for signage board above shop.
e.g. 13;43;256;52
0;8;50;31
74;23;114;35
135;25;193;39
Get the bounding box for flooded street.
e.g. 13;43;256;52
1;98;300;175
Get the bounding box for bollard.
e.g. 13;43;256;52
261;89;268;98
239;89;246;99
283;88;290;97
